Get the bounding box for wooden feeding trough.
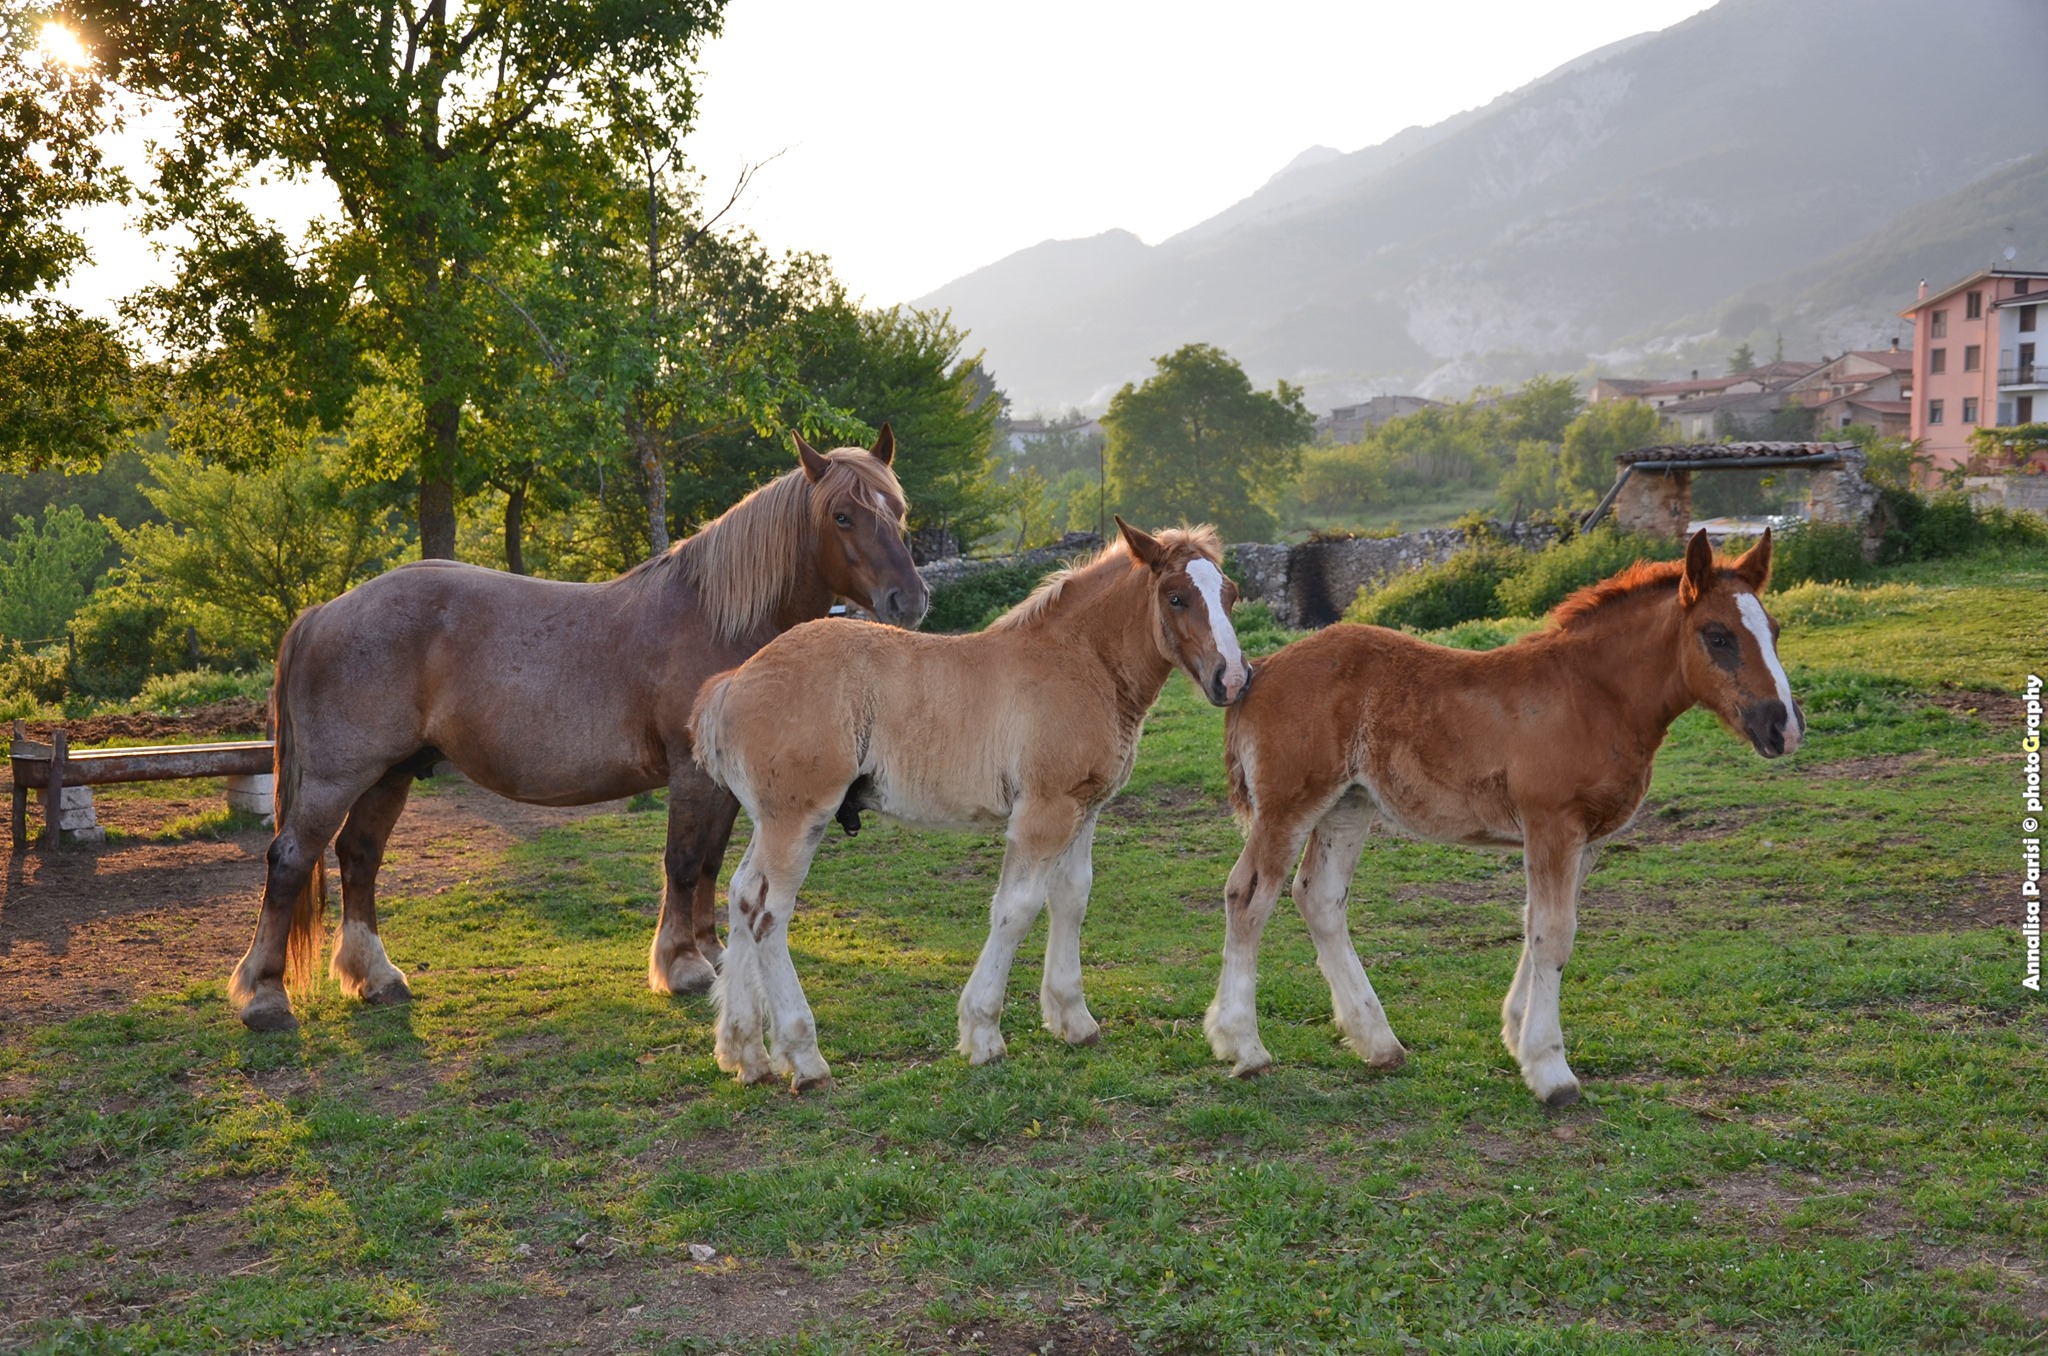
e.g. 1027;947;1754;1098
8;720;276;848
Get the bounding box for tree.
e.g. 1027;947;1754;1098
1726;341;1758;376
83;0;728;557
0;4;141;471
1556;399;1661;508
0;504;110;643
785;302;1003;558
1104;344;1311;542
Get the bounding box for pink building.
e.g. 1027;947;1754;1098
1899;268;2048;472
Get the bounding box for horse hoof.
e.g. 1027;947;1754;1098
657;954;717;996
239;994;299;1033
791;1073;834;1094
1231;1056;1273;1079
1367;1045;1407;1071
362;977;413;1006
1544;1082;1582;1109
1071;1025;1102;1048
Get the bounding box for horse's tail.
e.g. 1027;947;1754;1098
689;668;743;791
1224;699;1254;828
273;607;328;996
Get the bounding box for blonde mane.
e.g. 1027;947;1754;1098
985;524;1223;634
661;450;906;642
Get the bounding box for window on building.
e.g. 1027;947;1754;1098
1931;310;1948;338
2021;279;2033;296
1964;344;1981;372
1962;397;1979;424
2022;305;2038;334
1929;400;1944;424
1966;291;1984;320
2022;395;2036;423
1930;348;1947;374
2000;401;2016;426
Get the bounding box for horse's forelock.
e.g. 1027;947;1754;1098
820;448;907;523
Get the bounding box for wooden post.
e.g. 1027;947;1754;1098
46;728;66;848
9;719;25;850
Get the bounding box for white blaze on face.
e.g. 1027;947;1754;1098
1735;591;1800;752
1187;558;1246;699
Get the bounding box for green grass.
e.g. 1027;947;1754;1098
2;549;2043;1354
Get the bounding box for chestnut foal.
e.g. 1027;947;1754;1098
1206;529;1801;1106
691;519;1248;1090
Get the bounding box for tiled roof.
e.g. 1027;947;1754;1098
1615;441;1856;467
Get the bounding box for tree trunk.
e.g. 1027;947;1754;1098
504;476;527;575
630;409;668;555
420;395;461;559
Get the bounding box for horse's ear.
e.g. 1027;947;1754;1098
794;431;830;484
1733;525;1773;592
1677;528;1714;609
869;422;895;466
1115;514;1165;569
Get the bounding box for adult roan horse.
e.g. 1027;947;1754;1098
1205;528;1802;1107
229;430;925;1033
689;518;1249;1090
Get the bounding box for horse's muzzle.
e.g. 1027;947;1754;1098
1206;660;1248;707
1744;698;1801;758
876;582;931;630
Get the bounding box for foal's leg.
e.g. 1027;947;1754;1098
1503;821;1592;1107
958;797;1082;1065
1038;810;1102;1046
1502;841;1596;1053
716;818;833;1090
648;773;740;995
1291;793;1406;1070
330;769;415;1005
229;782;357;1032
1204;808;1315;1077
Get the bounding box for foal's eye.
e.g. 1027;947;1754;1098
1707;630;1733;648
834;513;852;529
1167;593;1185;609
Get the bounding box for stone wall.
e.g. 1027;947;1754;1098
1232;522;1560;629
917;532;1103;591
1613;468;1692;537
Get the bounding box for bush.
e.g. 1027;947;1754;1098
65;578;178;702
1344;547;1520;631
1874;488;2048;563
1766;521;1869;587
0;641;69;715
132;664;274;712
1492;529;1679;618
923;562;1057;633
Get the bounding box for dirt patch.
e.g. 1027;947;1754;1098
1922;687;2025;731
1612;799;1761;847
1102;784;1221;824
1798;751;1938;781
13;698;269;745
921;1314;1142;1355
0;1178;264;1339
0;779;629;1028
370;1251;906;1356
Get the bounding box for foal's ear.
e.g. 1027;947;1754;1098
868;422;895;466
1733;525;1773;592
1114;514;1166;569
1677;527;1715;609
794;431;830;483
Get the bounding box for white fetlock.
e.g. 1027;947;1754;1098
958;1020;1007;1066
1040;994;1101;1046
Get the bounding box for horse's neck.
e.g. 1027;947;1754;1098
1550;591;1694;743
1067;568;1174;723
661;481;835;642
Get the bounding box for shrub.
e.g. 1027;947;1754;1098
1766;521;1868;587
1770;581;1927;628
0;641;69;715
1228;601;1297;659
1493;529;1679;618
1874;488;2048;563
1344;547;1520;631
132;664;275;712
1413;618;1546;652
922;562;1056;633
66;578;178;702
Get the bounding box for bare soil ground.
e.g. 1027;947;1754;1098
0;776;625;1028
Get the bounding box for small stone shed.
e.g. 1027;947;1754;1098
1587;440;1883;554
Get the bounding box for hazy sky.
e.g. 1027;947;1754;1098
56;0;1716;317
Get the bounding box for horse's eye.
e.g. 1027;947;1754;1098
1709;631;1732;647
1167;593;1185;609
834;513;851;529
